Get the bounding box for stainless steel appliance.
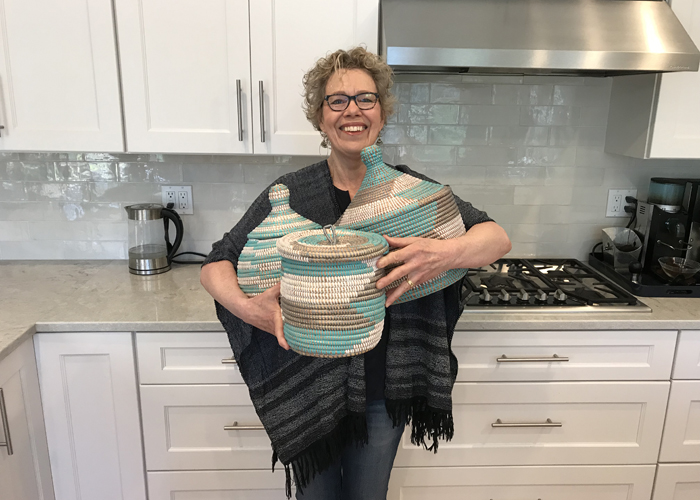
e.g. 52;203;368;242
380;0;700;76
462;259;650;313
125;204;183;275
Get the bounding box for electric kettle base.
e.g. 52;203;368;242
128;254;171;276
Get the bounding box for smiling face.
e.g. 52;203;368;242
318;69;385;161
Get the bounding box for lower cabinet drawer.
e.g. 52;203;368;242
652;463;700;500
659;381;700;462
147;470;286;500
388;465;656;500
140;385;271;470
394;382;670;467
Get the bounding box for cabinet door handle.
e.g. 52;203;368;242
497;354;569;362
0;125;5;137
221;357;237;365
258;80;265;143
492;418;562;428
236;79;244;141
224;421;265;431
0;388;13;455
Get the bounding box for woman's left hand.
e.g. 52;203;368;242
375;235;457;307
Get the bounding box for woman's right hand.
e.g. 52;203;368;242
241;282;289;350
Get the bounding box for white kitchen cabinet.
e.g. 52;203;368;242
136;332;242;384
140;384;272;470
605;0;700;158
0;338;55;500
652;464;700;500
452;330;676;382
34;332;146;500
116;0;378;155
673;330;700;379
388;465;656;500
249;0;379;155
0;0;123;152
659;381;700;462
115;0;253;154
394;381;670;467
147;470;286;500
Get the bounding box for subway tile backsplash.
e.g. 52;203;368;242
2;75;700;261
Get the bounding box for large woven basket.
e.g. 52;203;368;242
277;227;389;358
237;184;320;297
336;145;468;303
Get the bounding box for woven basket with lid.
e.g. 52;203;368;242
335;145;468;303
277;227;389;358
237;184;320;297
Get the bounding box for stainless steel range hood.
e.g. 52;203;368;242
380;0;700;76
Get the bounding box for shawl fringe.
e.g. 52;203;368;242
385;397;454;452
273;411;368;498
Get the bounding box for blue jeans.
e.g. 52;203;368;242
295;400;405;500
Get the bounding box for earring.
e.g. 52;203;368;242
320;133;330;149
376;129;384;146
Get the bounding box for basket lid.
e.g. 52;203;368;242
247;184;320;240
277;227;388;263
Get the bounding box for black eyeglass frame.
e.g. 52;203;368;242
323;92;380;111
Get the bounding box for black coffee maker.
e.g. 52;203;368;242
634;178;700;278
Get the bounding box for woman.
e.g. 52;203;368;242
200;47;511;499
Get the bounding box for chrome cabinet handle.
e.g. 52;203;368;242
224;421;265;431
497;354;569;362
221;357;237;365
236;79;243;142
258;80;265;143
492;418;562;428
0;388;13;455
0;125;4;137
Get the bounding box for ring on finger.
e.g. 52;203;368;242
406;277;415;288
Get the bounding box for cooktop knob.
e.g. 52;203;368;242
517;290;530;302
553;289;567;302
479;289;491;303
498;289;511;303
535;290;548;303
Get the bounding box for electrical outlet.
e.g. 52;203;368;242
606;188;637;217
161;185;193;215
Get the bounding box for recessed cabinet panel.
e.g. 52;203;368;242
388;466;656;500
140;384;272;471
652;464;700;500
674;330;700;379
250;0;379;154
136;332;242;384
659;381;700;462
115;0;252;153
147;470;286;500
394;382;669;467
452;330;676;381
0;0;123;151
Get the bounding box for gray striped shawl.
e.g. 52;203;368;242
204;160;492;496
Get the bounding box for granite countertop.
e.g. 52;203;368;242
2;260;700;363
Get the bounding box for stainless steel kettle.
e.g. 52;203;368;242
125;204;183;275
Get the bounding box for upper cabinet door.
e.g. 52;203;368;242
249;0;379;155
115;0;253;154
0;0;123;152
649;0;700;158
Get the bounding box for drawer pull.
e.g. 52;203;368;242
497;354;569;363
492;418;562;428
0;388;13;455
224;421;265;431
221;357;238;365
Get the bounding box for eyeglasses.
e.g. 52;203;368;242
323;92;380;111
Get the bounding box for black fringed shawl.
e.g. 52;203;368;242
204;160;492;497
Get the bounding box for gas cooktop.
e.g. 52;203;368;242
461;259;651;313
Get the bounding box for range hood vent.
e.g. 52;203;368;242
380;0;700;77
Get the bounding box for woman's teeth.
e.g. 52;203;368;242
342;126;365;132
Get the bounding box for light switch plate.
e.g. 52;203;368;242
606;188;637;217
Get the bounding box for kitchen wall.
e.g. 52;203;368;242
2;74;700;261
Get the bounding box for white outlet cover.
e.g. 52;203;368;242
161;185;193;215
606;188;637;217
